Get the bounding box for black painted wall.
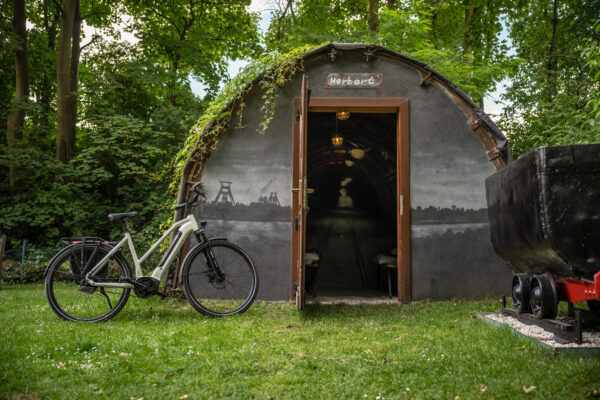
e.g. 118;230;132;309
195;51;512;300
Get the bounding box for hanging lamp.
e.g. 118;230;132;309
336;111;350;120
331;114;344;147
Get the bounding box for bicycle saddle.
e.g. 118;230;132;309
107;212;138;222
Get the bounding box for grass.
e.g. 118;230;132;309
1;285;599;400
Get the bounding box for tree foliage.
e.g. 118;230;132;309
0;0;258;248
125;0;261;101
170;44;318;196
265;0;513;103
500;0;600;157
1;0;599;251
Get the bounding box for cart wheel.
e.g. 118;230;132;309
587;300;600;316
529;274;558;319
512;273;532;313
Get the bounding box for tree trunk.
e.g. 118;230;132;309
56;0;78;164
6;0;29;187
463;1;486;106
66;1;81;156
169;53;180;107
37;0;59;139
463;3;474;68
368;0;378;32
546;0;558;104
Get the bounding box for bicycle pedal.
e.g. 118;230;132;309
78;285;95;294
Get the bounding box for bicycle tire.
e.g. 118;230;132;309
44;243;132;322
181;240;258;317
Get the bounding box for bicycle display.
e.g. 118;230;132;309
44;182;259;321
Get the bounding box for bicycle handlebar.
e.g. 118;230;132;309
175;182;206;211
190;182;203;194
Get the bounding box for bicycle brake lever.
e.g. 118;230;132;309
190;182;202;193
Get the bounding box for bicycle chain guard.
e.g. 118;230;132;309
132;277;160;298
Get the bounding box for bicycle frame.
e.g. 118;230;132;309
84;214;199;288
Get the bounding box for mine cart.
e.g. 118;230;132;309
486;144;600;341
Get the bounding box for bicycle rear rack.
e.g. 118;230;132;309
61;237;118;247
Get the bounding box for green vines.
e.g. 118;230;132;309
168;44;323;195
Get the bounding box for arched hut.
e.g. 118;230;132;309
174;43;513;307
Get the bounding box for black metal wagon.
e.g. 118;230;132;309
486;144;600;341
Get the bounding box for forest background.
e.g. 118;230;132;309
1;0;599;257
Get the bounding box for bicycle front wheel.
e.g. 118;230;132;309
181;240;258;317
45;243;132;322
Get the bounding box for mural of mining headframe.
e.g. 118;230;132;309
200;180;291;222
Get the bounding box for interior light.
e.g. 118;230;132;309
336;111;350;120
331;135;344;147
331;113;344;147
345;160;354;167
349;148;365;159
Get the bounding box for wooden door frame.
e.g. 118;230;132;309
291;97;411;303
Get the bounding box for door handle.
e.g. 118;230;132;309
306;188;315;194
302;178;309;211
400;195;403;216
292;188;300;193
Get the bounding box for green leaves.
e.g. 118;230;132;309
500;6;600;158
125;0;260;101
0;0;260;249
264;0;514;102
169;44;319;198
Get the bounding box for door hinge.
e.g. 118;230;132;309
294;216;300;230
296;109;300;121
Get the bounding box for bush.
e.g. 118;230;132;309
1;246;57;285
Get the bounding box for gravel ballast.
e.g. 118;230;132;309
479;312;600;353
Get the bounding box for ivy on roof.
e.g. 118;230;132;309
169;43;323;193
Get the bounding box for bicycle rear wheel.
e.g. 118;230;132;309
44;243;132;322
181;240;258;317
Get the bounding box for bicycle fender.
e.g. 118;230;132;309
45;242;131;278
178;238;229;285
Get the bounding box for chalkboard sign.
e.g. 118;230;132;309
324;72;383;88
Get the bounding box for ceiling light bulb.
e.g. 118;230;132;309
336;111;350;120
331;135;344;147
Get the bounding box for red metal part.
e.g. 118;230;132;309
555;271;600;303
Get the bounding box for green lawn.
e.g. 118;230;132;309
0;285;598;399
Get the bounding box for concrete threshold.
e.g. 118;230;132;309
307;296;398;305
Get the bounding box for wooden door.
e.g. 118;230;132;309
291;97;409;305
293;75;310;310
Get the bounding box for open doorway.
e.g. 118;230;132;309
304;112;398;298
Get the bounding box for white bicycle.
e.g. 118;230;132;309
44;183;258;321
